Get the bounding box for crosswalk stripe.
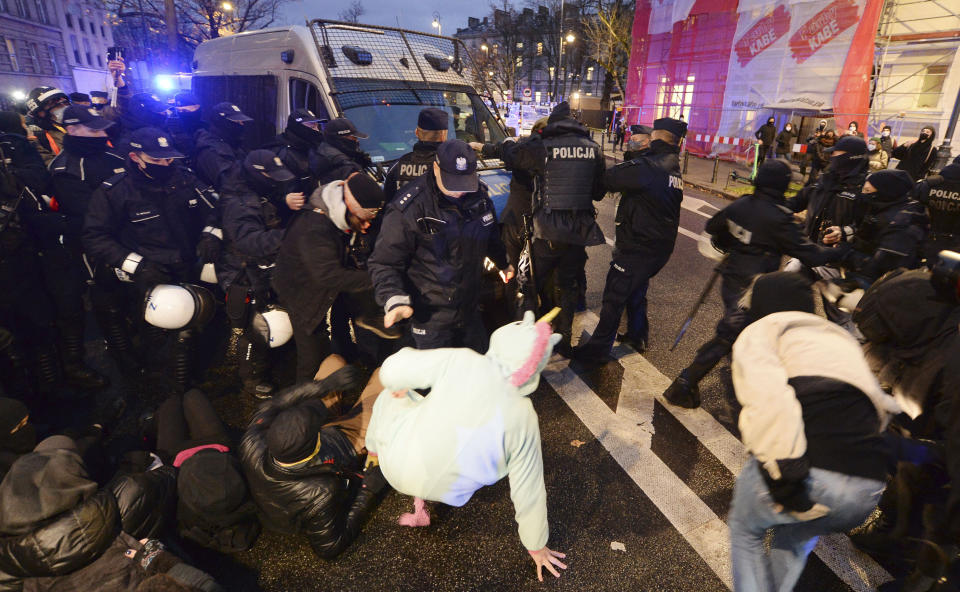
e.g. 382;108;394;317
543;359;734;588
565;311;894;590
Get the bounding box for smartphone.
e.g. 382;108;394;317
106;46;124;61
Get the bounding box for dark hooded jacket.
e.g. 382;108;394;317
892;125;937;181
789;152;870;241
755;120;776;146
0;448;175;591
843;191;928;283
194;126;245;192
313;136;371;185
262;125;323;196
775;127;797;156
239;376;380;560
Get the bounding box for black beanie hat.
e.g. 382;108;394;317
548;101;571;123
747;272;815;323
0;398;28;435
346;173;385;209
178;450;247;515
266;403;325;464
753;160;792;193
867;169;914;201
0;111;26;135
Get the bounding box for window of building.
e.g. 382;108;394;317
78;17;84;31
25;42;38;72
0;0;7;13
656;75;694;121
96;54;102;67
586;66;593;81
917;64;948;109
6;38;18;71
46;44;58;75
89;21;95;34
70;35;80;64
83;37;91;66
548;66;555;79
12;0;27;18
66;12;72;27
491;43;498;55
534;91;541;103
100;25;105;37
516;42;523;50
516;56;522;68
33;0;46;23
536;42;543;55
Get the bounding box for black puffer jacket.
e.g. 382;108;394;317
313;138;370;185
262;128;322;196
892;126;938;181
844;195;928;283
0;448;175;591
789;153;869;241
194;128;245;192
239;375;380;560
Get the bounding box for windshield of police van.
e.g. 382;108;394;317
339;85;506;163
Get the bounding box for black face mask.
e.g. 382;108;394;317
140;160;176;183
178;110;203;131
289;123;322;146
63;134;109;156
91;103;106;111
213;119;245;143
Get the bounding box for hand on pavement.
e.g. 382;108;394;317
285;192;306;211
528;547;567;581
384;305;413;328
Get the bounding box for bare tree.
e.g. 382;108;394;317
338;0;365;23
468;2;525;104
580;0;634;108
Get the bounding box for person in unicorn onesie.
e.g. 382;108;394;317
364;310;567;581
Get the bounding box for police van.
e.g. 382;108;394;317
191;19;513;214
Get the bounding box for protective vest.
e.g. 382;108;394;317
540;134;599;211
388;146;438;197
926;176;960;236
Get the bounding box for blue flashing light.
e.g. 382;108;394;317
155;75;176;92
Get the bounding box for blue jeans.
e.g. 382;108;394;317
728;458;885;592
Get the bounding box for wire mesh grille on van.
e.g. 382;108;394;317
308;20;478;91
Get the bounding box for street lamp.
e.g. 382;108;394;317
431;12;441;36
565;33;575;43
481;44;488;52
221;1;232;10
10;90;25;102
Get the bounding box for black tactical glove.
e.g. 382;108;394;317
360;464;388;495
760;457;815;513
134;260;172;291
196;232;222;264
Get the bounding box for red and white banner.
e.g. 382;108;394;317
734;4;791;67
788;0;860;64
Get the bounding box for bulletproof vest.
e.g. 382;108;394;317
392;148;436;194
927;176;960;236
540;134;599;211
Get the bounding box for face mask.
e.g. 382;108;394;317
849;126;856;131
63;134;109;156
785;126;792;131
91;102;106;111
921;131;932;140
214;119;245;143
868;143;877;151
140;160;176;182
767;120;774;125
179;110;203;129
882;131;890;137
50;105;67;124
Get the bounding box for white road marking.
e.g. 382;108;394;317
605;225;705;250
682;195;720;219
567;311;893;591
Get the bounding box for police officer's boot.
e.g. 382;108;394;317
97;306;142;379
34;348;63;396
0;329;32;398
238;334;274;400
663;336;733;409
60;324;109;391
172;329;195;393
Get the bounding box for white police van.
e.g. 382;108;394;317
191;20;512;214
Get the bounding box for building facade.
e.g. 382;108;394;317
623;0;959;162
57;0;115;95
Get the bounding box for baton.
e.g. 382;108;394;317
670;265;722;351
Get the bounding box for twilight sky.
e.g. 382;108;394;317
279;0;479;35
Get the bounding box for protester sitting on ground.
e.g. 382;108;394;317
727;272;897;592
239;357;388;560
153;389;261;553
365;311;568;582
0;435;206;590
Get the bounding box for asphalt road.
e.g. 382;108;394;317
69;184;898;591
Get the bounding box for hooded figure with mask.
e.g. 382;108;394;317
24;86;69;163
111;93;170;154
775;122;797;158
829;169;927;284
754;116;777;164
217;150;300;398
263;108;325;196
82;127;218;386
272;173;386;383
194;102;253;192
893;125;938;181
365;311;568;582
313;118;372;185
167;92;205;169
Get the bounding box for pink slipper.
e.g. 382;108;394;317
398;497;430;527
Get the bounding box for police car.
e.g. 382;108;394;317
191;19;513;215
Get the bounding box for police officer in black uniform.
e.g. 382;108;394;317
111;92;170;154
383;108;448;203
662;160;847;408
263;108;325;197
167;92;205;169
82;127;218;385
194;102;254;191
218;150;298;398
832;169;928;284
622;124;652;161
915;160;960;265
314;118;372;185
502;101;605;352
369;139;508;352
46;105;127;390
571;118;686;360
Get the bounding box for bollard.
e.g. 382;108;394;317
682;150;689;175
711;155;720;184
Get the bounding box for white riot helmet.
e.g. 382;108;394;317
250;306;293;348
144;284;215;330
